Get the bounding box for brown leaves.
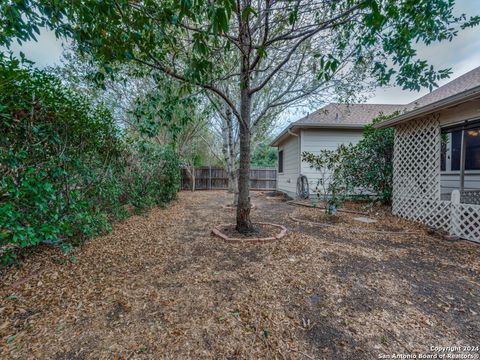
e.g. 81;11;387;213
0;191;479;359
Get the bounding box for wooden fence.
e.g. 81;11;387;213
181;167;277;190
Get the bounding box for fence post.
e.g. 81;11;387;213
209;165;212;190
450;190;460;236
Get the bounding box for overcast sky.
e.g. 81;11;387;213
10;0;480;107
368;0;480;104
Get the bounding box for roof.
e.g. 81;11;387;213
270;103;404;147
376;66;480;129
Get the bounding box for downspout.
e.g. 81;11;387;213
298;130;302;175
287;129;298;137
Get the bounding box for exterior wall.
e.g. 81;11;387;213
300;128;364;193
440;172;480;198
438;101;480;198
276;134;299;197
392;101;480;242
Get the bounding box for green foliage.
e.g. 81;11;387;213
302;149;348;214
303;112;397;207
131;77;196;139
251;142;277;168
338;114;396;204
1;1;474;97
0;56;180;265
5;0;476;93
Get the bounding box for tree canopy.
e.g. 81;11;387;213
3;0;478;233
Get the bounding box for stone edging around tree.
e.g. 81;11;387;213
211;222;287;244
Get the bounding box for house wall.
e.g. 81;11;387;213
300;128;364;194
438;101;480;198
276;134;299;197
440;172;480;198
392;100;480;242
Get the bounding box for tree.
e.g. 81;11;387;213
6;0;479;233
56;49;215;192
206;41;372;200
251;141;277;168
51;50;156;128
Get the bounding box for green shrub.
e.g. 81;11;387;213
339;114;396;204
0;56;180;265
301;113;396;207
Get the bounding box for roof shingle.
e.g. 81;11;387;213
293;103;405;127
407;66;480;110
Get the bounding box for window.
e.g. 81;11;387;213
441;121;480;171
278;150;283;173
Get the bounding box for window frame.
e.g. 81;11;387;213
278;149;284;174
440;119;480;173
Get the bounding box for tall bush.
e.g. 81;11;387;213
301;113;396;207
340;114;396;204
0;56;180;264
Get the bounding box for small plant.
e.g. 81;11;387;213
302;149;348;215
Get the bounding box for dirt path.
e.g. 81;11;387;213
1;191;479;359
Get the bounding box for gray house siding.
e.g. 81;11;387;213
300;129;364;193
276;135;299;197
276;129;364;198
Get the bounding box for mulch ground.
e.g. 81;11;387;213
218;223;280;239
1;191;479;359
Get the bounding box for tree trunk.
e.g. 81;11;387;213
235;4;256;234
186;166;196;191
221;106;238;195
236;88;255;233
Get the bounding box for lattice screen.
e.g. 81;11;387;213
392;113;479;243
392;114;442;219
461;190;480;205
451;203;480;240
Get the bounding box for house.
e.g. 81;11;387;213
270;103;403;198
376;66;480;242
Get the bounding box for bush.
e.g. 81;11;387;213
302;113;396;207
339;114;396;204
0;56;180;264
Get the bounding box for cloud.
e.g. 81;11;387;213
10;28;66;68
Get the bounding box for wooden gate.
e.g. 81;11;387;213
181;167;277;190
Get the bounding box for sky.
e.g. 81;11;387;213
367;0;480;104
9;0;480;107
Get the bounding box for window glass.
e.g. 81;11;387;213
440;135;447;171
466;128;480;170
451;130;462;171
441;122;480;171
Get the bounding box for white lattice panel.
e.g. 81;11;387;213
392;114;441;216
392;113;480;243
451;203;480;242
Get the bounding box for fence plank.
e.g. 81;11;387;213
181;167;277;190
